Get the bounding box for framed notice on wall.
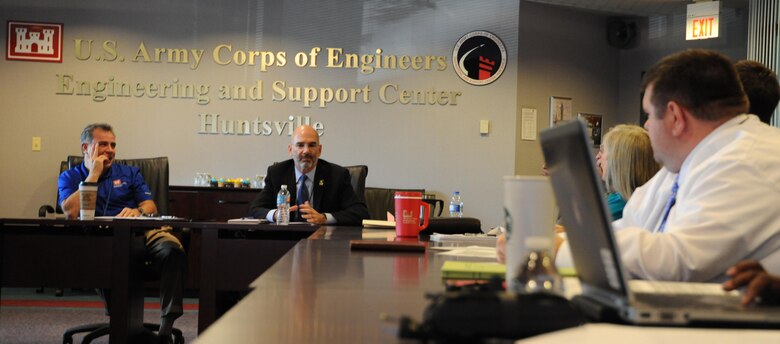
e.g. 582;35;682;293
578;113;603;147
550;96;573;127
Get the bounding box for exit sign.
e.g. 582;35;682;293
687;1;720;40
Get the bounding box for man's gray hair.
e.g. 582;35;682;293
80;123;114;144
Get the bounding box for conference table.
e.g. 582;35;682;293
6;220;777;343
195;227;780;343
0;217;321;343
194;227;480;343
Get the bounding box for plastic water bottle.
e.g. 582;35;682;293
512;237;561;294
449;191;463;218
276;185;290;225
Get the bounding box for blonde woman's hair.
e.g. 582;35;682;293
603;124;660;199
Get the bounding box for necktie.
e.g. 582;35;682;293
658;176;679;233
297;175;309;220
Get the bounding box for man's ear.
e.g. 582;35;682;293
288;144;293;156
81;143;89;156
667;101;688;137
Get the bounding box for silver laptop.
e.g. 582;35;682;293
539;120;780;326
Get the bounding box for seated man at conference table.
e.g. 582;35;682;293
58;123;185;344
554;49;780;282
249;124;368;225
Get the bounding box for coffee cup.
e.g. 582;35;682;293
394;191;430;237
503;176;556;290
79;182;98;220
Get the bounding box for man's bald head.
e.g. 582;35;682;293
288;125;322;173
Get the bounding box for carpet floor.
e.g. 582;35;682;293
0;288;199;344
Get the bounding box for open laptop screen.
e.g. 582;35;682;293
540;120;630;303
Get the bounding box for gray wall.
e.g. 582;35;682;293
513;1;749;177
0;0;519;227
515;1;620;176
616;4;749;125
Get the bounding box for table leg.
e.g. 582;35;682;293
109;226;146;344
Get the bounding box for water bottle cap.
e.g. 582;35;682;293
454;191;460;195
524;236;552;250
281;184;287;190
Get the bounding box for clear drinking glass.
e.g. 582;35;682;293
254;174;265;188
194;172;203;186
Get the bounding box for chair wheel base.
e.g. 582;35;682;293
62;323;184;344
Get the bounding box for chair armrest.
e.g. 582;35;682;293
38;205;55;218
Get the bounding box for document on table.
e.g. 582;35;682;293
435;245;498;259
227;218;270;224
362;219;395;228
430;233;497;246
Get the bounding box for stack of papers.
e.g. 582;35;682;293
429;233;497;246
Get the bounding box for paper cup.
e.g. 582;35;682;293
503;176;556;290
79;182;98;220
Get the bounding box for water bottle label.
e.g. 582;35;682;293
277;194;285;206
449;204;460;212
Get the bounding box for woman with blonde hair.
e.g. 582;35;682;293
497;123;659;264
596;124;659;220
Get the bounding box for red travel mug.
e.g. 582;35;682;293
394;191;430;237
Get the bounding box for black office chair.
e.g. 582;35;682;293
364;187;425;220
46;156;185;344
38;160;70;218
343;165;368;203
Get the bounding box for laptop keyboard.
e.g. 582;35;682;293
629;280;743;310
628;280;739;296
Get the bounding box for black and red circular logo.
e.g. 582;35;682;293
453;31;506;86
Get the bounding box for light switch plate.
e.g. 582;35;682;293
32;136;41;151
479;120;490;134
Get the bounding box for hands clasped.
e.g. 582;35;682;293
291;202;326;225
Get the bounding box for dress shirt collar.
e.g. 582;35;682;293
677;114;752;184
294;167;316;184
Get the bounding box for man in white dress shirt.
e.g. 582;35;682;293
557;49;780;282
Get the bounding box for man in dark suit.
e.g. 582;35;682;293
249;125;368;225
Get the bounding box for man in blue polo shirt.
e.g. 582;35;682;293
58;123;184;344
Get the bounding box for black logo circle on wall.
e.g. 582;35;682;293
453;31;507;86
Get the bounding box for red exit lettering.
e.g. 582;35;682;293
693;17;715;38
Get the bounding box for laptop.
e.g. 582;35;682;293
539;120;780;326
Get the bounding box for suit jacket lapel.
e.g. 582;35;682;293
313;162;327;211
286;163;298;205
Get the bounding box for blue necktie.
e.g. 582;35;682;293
297;175;309;220
658;176;679;233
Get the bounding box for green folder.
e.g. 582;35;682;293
440;261;506;280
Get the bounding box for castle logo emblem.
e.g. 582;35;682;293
453;31;506;86
6;21;63;62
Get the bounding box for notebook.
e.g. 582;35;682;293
539;120;780;326
440;261;506;280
